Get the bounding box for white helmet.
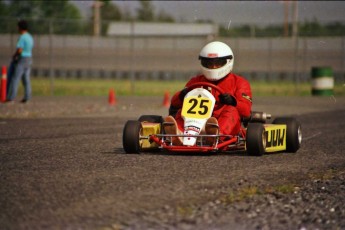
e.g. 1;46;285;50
199;41;234;81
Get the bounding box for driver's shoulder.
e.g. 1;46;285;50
231;73;249;82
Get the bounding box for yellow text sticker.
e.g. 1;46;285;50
264;124;286;152
181;96;213;119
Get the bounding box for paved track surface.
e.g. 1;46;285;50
1;96;345;229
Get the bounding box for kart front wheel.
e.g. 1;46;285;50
273;117;302;153
123;120;142;154
246;123;266;156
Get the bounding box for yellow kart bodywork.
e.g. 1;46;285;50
263;124;287;152
141;122;161;149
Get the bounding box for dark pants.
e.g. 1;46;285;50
7;57;32;101
6;60;16;96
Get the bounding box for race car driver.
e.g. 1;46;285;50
164;41;252;145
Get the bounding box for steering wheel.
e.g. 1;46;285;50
185;82;224;98
184;82;226;109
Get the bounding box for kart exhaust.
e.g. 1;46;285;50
245;111;272;123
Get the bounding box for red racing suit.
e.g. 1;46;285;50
170;73;252;135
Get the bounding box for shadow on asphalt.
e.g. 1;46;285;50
108;148;252;157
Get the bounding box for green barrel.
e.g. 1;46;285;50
311;67;334;96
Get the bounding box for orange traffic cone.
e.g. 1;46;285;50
1;66;7;102
108;88;116;105
162;91;170;108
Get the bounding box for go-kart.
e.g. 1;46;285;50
122;82;302;156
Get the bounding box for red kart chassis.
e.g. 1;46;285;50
148;129;246;153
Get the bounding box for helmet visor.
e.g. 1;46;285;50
200;58;227;69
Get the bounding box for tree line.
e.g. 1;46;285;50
0;0;344;37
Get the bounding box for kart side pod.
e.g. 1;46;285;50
263;124;287;152
141;122;161;149
246;117;302;156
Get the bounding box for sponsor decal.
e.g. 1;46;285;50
185;125;201;134
264;125;286;152
265;129;285;147
207;53;218;58
182;96;212;119
242;93;252;102
185;119;203;125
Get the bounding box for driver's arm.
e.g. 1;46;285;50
13;47;22;61
170;75;202;109
235;79;252;119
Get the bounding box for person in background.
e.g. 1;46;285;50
165;41;252;145
7;19;34;103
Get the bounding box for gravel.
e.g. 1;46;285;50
121;168;345;230
1;95;345;230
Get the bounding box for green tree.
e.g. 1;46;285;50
299;18;324;37
137;0;155;22
2;0;41;33
257;25;284;37
99;0;122;35
156;9;174;22
219;24;252;37
7;0;41;19
121;4;133;21
325;22;345;36
101;0;122;21
136;1;175;22
0;0;8;16
2;0;83;35
0;0;10;33
36;0;82;34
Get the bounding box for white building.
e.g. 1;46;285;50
107;22;218;37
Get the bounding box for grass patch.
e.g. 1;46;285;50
29;78;185;96
220;186;261;204
176;205;195;218
308;169;337;181
264;184;296;194
15;78;345;96
220;184;297;204
251;81;344;96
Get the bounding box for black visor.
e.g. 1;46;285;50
200;57;227;69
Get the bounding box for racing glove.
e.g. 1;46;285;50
219;93;237;106
179;87;189;101
169;105;179;117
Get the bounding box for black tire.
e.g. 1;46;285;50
272;117;302;153
246;123;266;156
123;120;142;154
138;115;164;123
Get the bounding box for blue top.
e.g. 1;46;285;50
16;32;34;57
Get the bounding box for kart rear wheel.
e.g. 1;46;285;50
123;120;142;154
138;115;164;123
273;117;302;153
246;123;266;156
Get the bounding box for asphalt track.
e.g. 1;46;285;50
1;96;345;229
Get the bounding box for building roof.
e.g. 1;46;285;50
107;22;218;37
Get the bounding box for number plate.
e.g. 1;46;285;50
181;96;213;119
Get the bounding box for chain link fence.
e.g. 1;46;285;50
1;17;344;85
